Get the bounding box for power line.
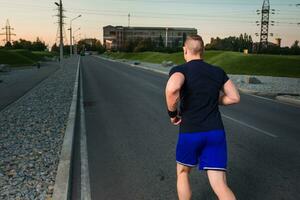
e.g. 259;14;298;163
257;0;272;50
0;19;16;44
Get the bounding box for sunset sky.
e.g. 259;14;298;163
0;0;299;47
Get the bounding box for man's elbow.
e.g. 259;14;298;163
166;87;180;96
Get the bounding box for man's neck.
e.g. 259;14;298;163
186;55;203;62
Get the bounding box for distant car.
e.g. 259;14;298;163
80;52;85;56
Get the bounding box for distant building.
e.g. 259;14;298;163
103;25;197;50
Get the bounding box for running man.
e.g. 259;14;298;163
165;35;240;200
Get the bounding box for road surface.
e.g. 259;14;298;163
0;63;60;111
81;56;300;200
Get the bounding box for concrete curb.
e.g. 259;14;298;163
276;95;300;106
238;88;258;95
95;56;169;76
52;57;81;200
80;59;92;200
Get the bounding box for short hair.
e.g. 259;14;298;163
184;35;204;56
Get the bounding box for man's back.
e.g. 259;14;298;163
169;59;229;133
166;35;239;200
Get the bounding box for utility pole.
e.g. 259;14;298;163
128;13;131;27
256;0;276;52
259;0;270;51
73;36;77;55
68;27;72;56
0;19;16;45
55;0;65;62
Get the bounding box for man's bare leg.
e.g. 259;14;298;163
207;170;236;200
177;163;192;200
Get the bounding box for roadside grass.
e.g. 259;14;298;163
104;51;300;78
0;49;55;67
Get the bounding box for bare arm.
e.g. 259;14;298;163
219;80;240;106
165;72;185;124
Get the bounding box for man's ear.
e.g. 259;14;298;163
183;46;187;55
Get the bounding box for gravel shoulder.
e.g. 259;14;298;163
0;57;79;199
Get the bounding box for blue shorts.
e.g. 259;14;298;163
176;130;227;171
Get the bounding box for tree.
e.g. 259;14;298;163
51;43;59;52
11;38;47;51
158;35;164;48
31;37;47;51
133;38;155;52
291;40;300;55
123;38;142;52
4;41;12;48
291;40;299;49
77;38;105;54
205;33;253;53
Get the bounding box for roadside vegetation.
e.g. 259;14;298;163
0;49;55;67
104;51;300;78
0;37;56;67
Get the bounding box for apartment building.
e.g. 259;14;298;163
103;25;197;50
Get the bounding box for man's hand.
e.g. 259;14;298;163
165;72;185;125
170;116;182;126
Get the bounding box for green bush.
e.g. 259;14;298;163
105;51;300;78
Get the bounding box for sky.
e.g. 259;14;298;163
0;0;299;47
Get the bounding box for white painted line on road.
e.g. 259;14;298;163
93;56;282;139
244;92;300;108
80;60;92;200
95;56;300;109
221;114;278;138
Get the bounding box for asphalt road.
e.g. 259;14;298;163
81;56;300;200
0;63;60;111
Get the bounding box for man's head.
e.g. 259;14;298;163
183;35;204;62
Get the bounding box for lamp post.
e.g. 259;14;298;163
69;15;81;56
73;28;81;55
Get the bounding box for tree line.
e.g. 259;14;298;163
110;33;300;55
3;34;298;55
1;38;47;51
206;34;253;52
206;33;300;55
51;38;105;55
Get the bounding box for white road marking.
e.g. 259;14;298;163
244;92;299;108
221;114;278;138
80;61;92;200
94;56;280;139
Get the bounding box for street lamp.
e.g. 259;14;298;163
72;28;81;55
69;14;82;56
